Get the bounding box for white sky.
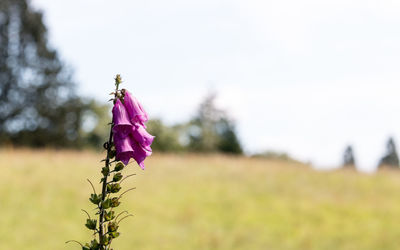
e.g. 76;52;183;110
32;0;400;172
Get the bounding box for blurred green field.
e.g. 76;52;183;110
1;149;400;250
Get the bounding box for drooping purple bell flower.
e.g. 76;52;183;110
112;89;154;169
123;90;149;125
131;123;154;152
114;134;151;169
112;99;133;138
130;136;152;170
114;133;134;166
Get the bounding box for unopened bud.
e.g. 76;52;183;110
108;222;119;232
102;199;111;209
108;149;116;159
113;173;123;182
89;193;101;205
101;167;110;176
110;231;120;239
115;74;122;85
110;197;120;207
107;183;121;193
85;219;97;230
114;162;125;171
104;211;115;221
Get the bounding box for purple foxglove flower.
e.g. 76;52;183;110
123;90;149;125
114;133;134;166
131;137;152;170
131;123;154;152
114;133;151;169
112;99;133;138
112;91;154;169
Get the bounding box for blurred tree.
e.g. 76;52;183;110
252;151;299;163
343;145;356;167
188;93;220;152
80;101;111;148
0;0;87;147
146;119;184;152
378;137;399;168
188;93;242;154
216;118;242;154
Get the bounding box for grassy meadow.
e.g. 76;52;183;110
1;149;400;250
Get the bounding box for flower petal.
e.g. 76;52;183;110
114;133;134;165
112;99;133;138
131;136;152;170
131;123;154;151
123;90;149;124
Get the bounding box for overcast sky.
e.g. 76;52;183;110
32;0;400;172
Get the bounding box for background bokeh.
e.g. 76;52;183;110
32;0;400;171
1;0;400;249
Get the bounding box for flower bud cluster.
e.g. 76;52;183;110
82;156;129;250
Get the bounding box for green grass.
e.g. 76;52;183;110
1;149;400;250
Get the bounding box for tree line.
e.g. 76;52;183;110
343;137;400;169
2;0;400;167
0;0;88;147
0;0;244;154
146;93;243;154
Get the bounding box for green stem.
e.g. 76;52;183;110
99;81;119;249
99;125;113;248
